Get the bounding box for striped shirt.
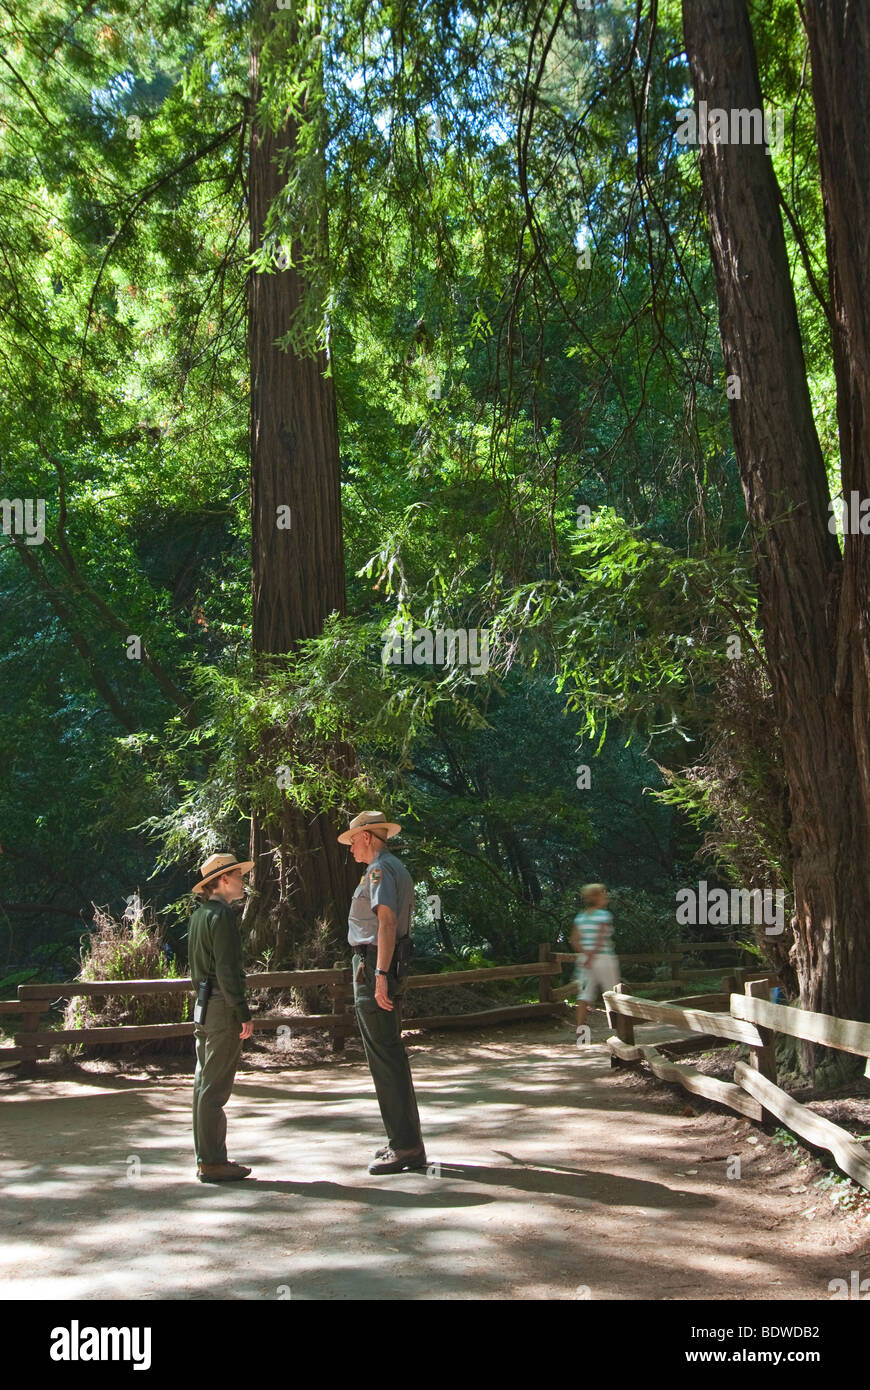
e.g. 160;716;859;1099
573;908;614;956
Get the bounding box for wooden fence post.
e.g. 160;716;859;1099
607;983;635;1065
614;1015;635;1050
744;977;776;1123
330;964;354;1053
538;943;554;1011
745;978;776;1080
16;1002;43;1074
670;955;682;995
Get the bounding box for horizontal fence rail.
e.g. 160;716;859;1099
0;952;567;1066
551;940;762;995
730;993;870;1060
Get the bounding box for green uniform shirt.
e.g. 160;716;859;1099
188;896;251;1022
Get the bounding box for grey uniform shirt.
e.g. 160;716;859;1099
347;849;413;947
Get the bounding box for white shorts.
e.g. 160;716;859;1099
574;954;620;1002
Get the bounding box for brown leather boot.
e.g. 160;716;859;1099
198;1161;252;1182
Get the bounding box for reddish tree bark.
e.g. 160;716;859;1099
247;1;357;962
682;0;870;1035
802;0;870;842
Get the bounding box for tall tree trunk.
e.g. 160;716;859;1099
802;1;870;845
681;0;870;1053
247;0;357;963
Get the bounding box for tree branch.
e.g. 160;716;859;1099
79;120;244;375
34;442;197;725
0;901;84;918
7;537;139;732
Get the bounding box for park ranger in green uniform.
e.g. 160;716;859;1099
188;852;254;1183
338;811;426;1174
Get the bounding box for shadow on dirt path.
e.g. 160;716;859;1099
1;1016;868;1299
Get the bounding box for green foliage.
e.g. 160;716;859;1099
655;655;792;908
772;1128;870;1213
0;0;836;988
813;1168;869;1215
449;948;499;970
605;888;682;957
0;969;39;996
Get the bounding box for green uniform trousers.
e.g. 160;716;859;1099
352;950;423;1153
192;994;242;1166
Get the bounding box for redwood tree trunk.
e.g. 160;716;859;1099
802;0;870;861
247;0;357;962
681;0;870;1037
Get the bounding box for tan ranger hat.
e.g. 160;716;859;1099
192;852;254;896
337;810;401;846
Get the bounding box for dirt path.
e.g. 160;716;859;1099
2;1015;869;1300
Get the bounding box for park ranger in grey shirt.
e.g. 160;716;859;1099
348;846;414;946
339;810;426;1174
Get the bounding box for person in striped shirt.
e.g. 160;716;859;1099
571;882;620;1040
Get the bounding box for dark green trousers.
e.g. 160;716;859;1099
192;994;242;1166
352;951;423;1153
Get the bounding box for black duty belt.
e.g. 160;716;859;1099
354;938;413;981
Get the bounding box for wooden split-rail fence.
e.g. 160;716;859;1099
0;937;768;1071
605;978;870;1191
0;947;566;1068
550;938;768;999
3;939;866;1189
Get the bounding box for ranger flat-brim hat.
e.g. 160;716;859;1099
337;810;401;846
192;852;254;896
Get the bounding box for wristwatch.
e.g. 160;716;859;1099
375;968;389;977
